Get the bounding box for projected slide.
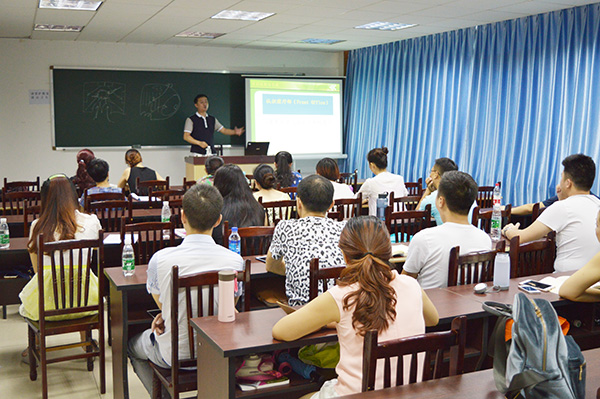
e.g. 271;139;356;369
246;78;343;156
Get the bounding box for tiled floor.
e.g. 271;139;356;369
0;304;149;399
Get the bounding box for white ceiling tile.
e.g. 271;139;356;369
410;4;486;18
360;1;435;14
34;8;96;26
466;9;526;22
496;1;576;14
31;30;79;40
0;6;36;38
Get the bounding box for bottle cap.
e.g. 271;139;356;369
0;218;6;224
124;235;132;245
231;227;238;233
163;201;169;207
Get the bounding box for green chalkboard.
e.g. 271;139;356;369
51;67;246;148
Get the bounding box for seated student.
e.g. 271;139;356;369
357;147;408;216
559;210;600;302
274;151;302;188
127;184;244;397
266;175;346;306
272;216;439;397
316;157;354;201
79;158;122;205
416;157;458;225
198;155;224;186
402;171;492;289
252;164;290;203
116;149;164;195
503;154;600;272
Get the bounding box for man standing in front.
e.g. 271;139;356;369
127;184;243;397
503;154;600;272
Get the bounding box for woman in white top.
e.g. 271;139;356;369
272;216;439;398
316;158;354;201
357;147;408;216
252;164;291;203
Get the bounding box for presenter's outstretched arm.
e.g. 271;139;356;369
219;126;245;136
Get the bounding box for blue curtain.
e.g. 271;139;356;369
344;3;600;206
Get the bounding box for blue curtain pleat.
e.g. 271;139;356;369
344;3;600;205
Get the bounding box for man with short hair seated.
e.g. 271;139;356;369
127;184;244;397
402;171;492;289
503;154;600;272
266;174;346;306
80;158;122;205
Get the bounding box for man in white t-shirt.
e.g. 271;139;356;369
503;154;600;272
402;171;493;289
128;184;243;397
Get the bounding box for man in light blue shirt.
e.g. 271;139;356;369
417;158;458;226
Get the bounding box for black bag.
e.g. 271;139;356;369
483;293;585;399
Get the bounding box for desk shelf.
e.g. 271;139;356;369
235;372;321;398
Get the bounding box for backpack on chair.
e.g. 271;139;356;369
483;293;585;399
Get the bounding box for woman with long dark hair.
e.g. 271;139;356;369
71;148;96;193
274;151;302;188
273;216;438;397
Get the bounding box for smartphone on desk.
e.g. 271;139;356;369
518;285;541;294
519;279;553;292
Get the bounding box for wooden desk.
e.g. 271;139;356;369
185;155;276;181
337;347;600;398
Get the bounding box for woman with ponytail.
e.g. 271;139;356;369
272;216;438;398
274;151;302;188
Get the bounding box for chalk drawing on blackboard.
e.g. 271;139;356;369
83;82;126;122
139;83;181;120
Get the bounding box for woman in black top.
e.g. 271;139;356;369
116;149;164;195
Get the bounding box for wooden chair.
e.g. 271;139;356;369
258;197;297;225
476;186;495;209
385;204;431;243
362;315;467;391
338;169;358;193
332;193;362;220
222;221;275;256
509;232;556;278
182;177;196;191
23;203;41;237
308;258;346;301
87;199;133;232
389;193;421;212
3;177;40;193
149;188;185;202
245;174;255;190
167;198;183;228
83;191;126;211
447;245;504;287
280;186;297;199
2;190;40;215
471;204;512;233
150;262;251;399
136;176;170;196
405;177;423;197
25;231;106;399
531;202;547;222
120;219;175;265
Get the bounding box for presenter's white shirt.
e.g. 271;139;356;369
357;172;408;216
403;222;493;289
536;194;600;272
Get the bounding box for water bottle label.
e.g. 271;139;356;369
0;233;8;245
229;242;241;255
122;259;135;271
491;219;501;229
162;216;170;222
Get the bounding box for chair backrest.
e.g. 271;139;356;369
362;315;467;391
476;186;495;209
509;232;556;278
23;203;41;237
333;193;362;220
36;230;105;326
531;202;547;222
389;193;421;212
258;197;297;225
120;219;175;264
169;261;251;374
222;220;275;256
385;204;431;243
338;169;358;193
404;178;423;197
245;174;255;189
447;245;502;286
87;199;133;232
148;188;185;202
279;186;297;200
136;176;170;196
3;177;40;193
182;177;196;191
168;198;183;228
84;191;127;211
470;204;512;233
2;190;41;215
308;258;346;301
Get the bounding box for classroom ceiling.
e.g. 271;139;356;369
1;0;598;52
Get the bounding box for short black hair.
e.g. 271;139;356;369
204;156;224;175
182;184;223;231
434;157;458;175
87;158;109;183
437;171;478;216
194;94;208;104
297;174;334;213
562;154;596;191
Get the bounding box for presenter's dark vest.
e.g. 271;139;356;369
189;114;216;154
128;166;157;195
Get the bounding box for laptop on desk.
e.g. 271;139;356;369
245;142;269;156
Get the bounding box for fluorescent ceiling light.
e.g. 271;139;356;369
354;21;417;31
34;24;83;32
175;31;225;39
39;0;102;11
299;38;344;45
211;10;274;21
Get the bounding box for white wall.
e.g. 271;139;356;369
0;39;343;184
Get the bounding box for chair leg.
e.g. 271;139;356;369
28;327;37;381
84;329;94;371
99;324;106;394
106;295;112;346
151;372;162;399
39;334;48;399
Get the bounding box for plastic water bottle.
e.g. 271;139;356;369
490;183;502;241
161;201;171;239
493;253;510;290
376;193;388;222
205;145;212;156
0;218;9;249
122;235;135;277
228;227;241;255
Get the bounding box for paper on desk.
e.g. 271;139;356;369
175;228;186;238
541;275;600;295
130;193;149;202
392;244;409;257
103;233;138;244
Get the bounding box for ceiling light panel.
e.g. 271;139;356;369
211;10;275;21
34;23;83;31
299;38;345;44
175;31;225;39
39;0;102;11
354;21;417;31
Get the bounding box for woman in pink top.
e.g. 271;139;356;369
272;216;439;398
